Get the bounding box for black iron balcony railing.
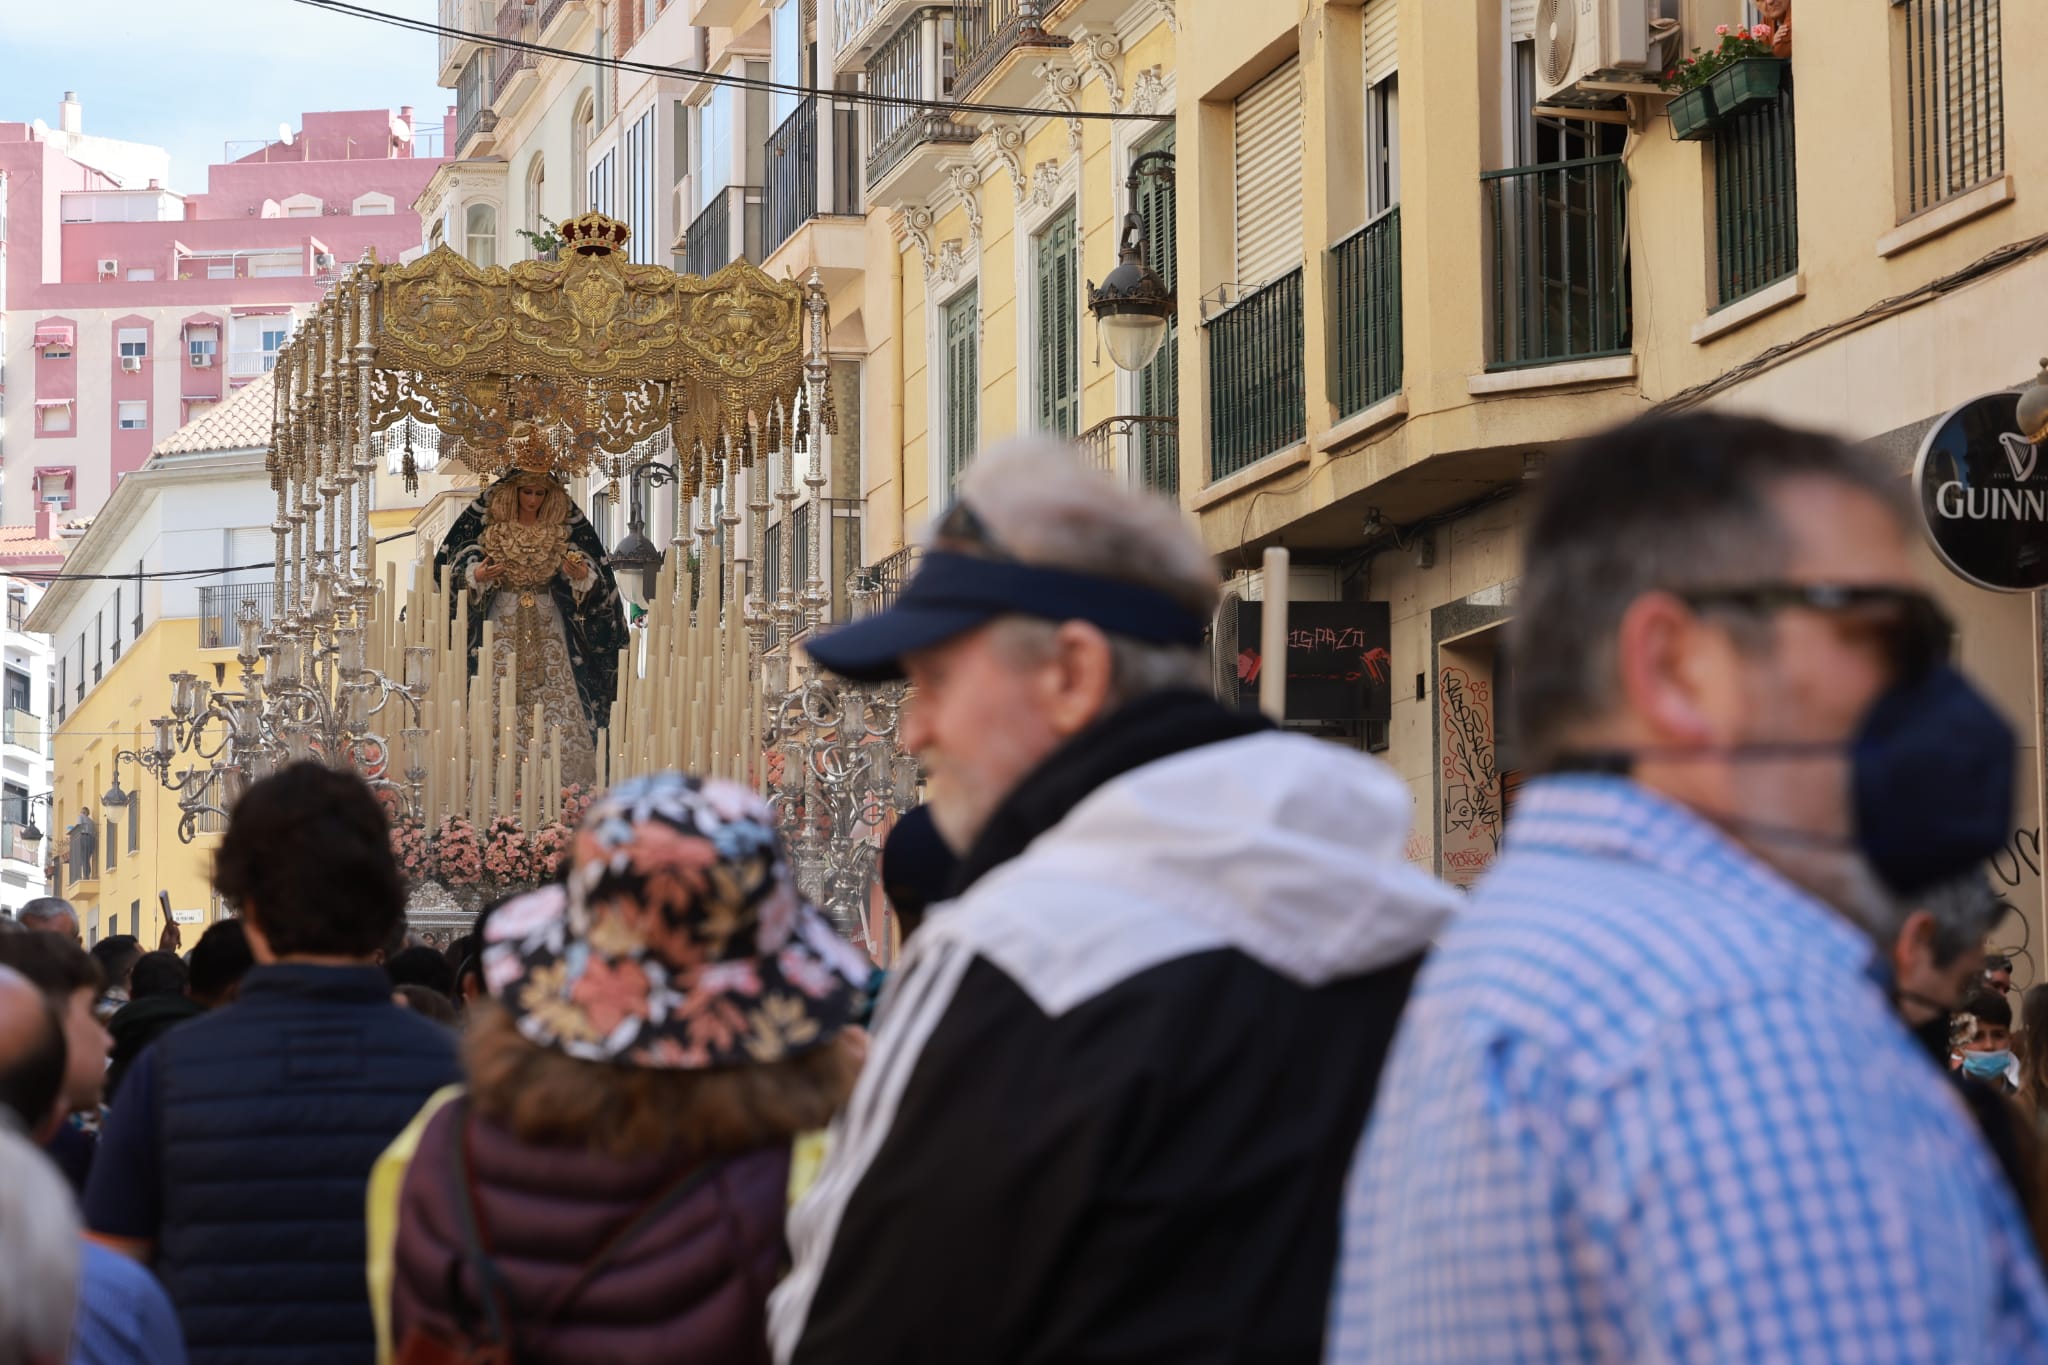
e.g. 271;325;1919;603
1900;0;2003;218
789;497;865;625
1079;416;1180;496
494;0;536;88
1713;84;1799;308
1329;206;1403;417
955;0;1069;100
765;98;818;257
1208;269;1306;482
684;187;762;277
454;50;497;154
1482;154;1630;370
849;545;921;618
198;583;288;650
535;0;572;36
867;111;977;187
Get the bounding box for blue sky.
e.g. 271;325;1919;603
0;0;449;194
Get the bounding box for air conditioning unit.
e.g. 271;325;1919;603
97;258;119;277
191;353;213;369
120;355;141;373
313;251;336;271
1535;0;1674;108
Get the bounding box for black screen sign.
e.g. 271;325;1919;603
1233;601;1392;721
1914;390;2048;592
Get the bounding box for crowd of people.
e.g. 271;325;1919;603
2;411;2048;1363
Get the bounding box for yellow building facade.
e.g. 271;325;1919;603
31;376;468;947
844;0;2048;975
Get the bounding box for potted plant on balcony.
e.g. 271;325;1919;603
1658;23;1783;141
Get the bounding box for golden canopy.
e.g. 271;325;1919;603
267;212;817;502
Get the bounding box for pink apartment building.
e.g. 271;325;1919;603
0;94;451;527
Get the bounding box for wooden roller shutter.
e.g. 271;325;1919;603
1510;0;1536;42
1364;0;1399;86
1232;58;1305;290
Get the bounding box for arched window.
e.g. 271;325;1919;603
571;93;596;213
525;154;547;241
465;202;498;268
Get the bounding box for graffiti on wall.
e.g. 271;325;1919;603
1439;666;1501;886
1988;826;2041;989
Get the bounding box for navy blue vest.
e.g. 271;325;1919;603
153;963;461;1365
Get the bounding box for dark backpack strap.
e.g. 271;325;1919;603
443;1101;515;1350
532;1154;732;1328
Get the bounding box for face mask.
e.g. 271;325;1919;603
1848;665;2015;900
1961;1048;2014;1081
1560;665;2014;900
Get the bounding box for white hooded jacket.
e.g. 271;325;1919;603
772;723;1459;1365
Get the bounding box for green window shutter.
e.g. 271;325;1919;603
1036;209;1078;437
944;286;978;495
1134;127;1178;494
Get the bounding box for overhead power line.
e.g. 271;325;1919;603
8;530;420;588
292;0;1171;124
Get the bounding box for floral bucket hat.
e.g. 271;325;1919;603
482;772;872;1070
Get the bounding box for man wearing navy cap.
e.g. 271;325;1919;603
770;436;1459;1364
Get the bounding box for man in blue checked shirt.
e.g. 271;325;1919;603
1329;412;2048;1364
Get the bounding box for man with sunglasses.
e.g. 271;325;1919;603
1329;412;2048;1362
770;437;1460;1363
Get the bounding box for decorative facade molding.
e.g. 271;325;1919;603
984;120;1030;204
1034;60;1086;153
897;203;937;277
1155;0;1177;32
1029;158;1064;209
1129;65;1167;117
1072;30;1125;112
944;164;985;246
931;238;969;287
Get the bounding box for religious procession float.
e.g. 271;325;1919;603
129;213;917;953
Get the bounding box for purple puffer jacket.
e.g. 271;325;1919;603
391;1098;791;1364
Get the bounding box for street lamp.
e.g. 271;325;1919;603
1088;149;1176;374
2017;358;2048;445
606;458;680;612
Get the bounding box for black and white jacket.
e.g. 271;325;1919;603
769;691;1460;1363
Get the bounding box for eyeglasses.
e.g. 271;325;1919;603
1675;583;1954;680
933;499;1013;561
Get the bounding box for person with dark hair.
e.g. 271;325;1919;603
384;945;456;999
0;931;111;1194
82;762;461;1365
1961;989;2018;1091
105;953;200;1103
1331;413;2048;1359
1985;953;2016;999
0;963;189;1364
2021;984;2048;1134
183;919;252;1010
17;897;79;944
878;804;956;946
390;984;458;1026
380;774;868;1364
89;935;143;1024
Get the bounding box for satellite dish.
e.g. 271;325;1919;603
278;122;295;147
31;118;47;136
389;114;413;144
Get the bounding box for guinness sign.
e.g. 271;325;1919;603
1913;390;2048;592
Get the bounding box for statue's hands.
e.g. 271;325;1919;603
561;553;587;579
473;561;506;586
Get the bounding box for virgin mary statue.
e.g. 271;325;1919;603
432;470;627;784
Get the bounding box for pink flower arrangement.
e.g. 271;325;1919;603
1658;24;1778;93
481;815;532;885
390;821;430;882
432;816;485;888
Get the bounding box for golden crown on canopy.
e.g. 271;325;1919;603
557;211;631;256
504;421;560;475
